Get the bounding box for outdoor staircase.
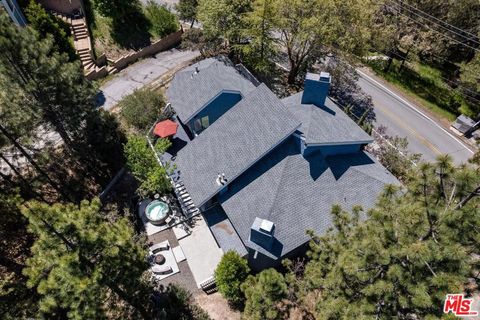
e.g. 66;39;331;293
51;11;100;74
174;181;201;218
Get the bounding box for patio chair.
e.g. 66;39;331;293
165;215;174;225
152;264;173;275
150;242;169;254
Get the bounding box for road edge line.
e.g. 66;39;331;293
357;69;474;155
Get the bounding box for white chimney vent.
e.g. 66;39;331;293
260;219;274;233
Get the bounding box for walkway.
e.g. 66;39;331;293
97;49;200;110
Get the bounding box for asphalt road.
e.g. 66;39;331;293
357;69;475;165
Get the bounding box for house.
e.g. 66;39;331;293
1;0;27;26
165;57;399;270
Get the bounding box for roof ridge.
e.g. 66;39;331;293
266;151;294;221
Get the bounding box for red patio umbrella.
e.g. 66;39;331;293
153;119;178;138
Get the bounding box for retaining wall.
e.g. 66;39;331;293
109;30;183;70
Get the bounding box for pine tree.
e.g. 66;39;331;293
0;12;125;183
241;268;288;320
238;0;278;75
22;199;153;319
24;0;77;61
300;156;480;319
176;0;198;28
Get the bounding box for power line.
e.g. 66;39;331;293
390;0;480;43
384;3;480;54
367;44;480;104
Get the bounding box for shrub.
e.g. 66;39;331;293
123;135;171;196
144;1;178;38
119;88;165;130
24;0;77;61
214;251;250;308
155;284;211;319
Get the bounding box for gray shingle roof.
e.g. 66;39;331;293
166;57;256;123
282;92;373;145
175;84;301;207
219;136;399;258
203;205;248;257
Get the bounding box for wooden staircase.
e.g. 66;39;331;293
51;11;99;74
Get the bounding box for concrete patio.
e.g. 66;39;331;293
178;215;224;288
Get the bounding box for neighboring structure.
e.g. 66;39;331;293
451;114;479;137
166;57;399;270
0;0;27;26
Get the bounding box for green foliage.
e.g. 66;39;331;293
366;125;421;181
460;53;480;115
124;135;171;196
175;0;198;27
24;0;77;61
0;12;126;187
298;156;480;319
241;268;288;320
197;0;251;44
0;190;38;319
180;28;224;58
157;284;211;320
274;0;374;84
369;58;468;119
214;251;250;308
22;199;153;319
93;0;141;21
119;88;165;130
144;1;178;38
237;0;278;75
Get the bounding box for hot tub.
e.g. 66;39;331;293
145;200;170;225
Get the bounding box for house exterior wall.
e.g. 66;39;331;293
187;91;242;135
1;0;27;26
247;242;309;271
304;143;363;157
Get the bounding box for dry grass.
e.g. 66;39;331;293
194;292;241;320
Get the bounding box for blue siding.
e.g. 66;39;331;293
301;74;330;107
304;144;362;157
188;91;242;134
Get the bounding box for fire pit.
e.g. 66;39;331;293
145;200;170;225
154;254;166;265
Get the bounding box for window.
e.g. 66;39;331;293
193;116;209;133
200;116;209;129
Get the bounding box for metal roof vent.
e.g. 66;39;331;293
216;173;227;186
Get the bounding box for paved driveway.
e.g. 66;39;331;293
97;49;199;110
